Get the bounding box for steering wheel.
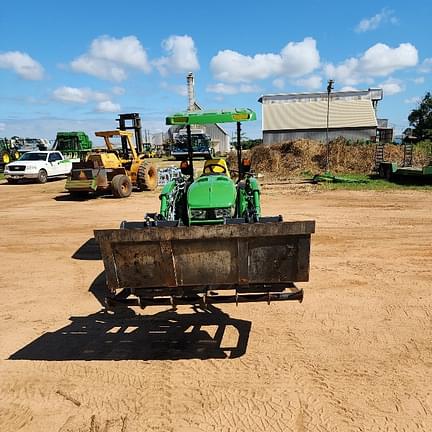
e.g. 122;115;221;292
204;163;227;174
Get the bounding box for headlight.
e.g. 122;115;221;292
4;164;9;171
190;209;206;219
214;208;232;219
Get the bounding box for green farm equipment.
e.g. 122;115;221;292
376;141;432;183
0;138;20;168
52;131;93;162
94;109;315;309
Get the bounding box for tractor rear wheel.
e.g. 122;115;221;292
137;163;157;191
111;174;132;198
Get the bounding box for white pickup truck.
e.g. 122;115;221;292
4;151;72;184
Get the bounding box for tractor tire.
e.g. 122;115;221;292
37;169;48;184
111;174;132;198
1;150;11;165
137;163;157;191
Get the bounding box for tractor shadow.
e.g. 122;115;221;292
9;305;251;361
71;237;101;260
9;238;251;361
53;191;133;201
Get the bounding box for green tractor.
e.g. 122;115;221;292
0;138;20;168
94;109;315;310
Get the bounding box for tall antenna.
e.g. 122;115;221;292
326;79;334;172
187;72;195;112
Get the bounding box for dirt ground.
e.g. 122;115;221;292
0;176;431;432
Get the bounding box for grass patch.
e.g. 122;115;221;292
306;173;432;191
0;172;4;181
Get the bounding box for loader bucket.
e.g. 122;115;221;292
94;221;315;306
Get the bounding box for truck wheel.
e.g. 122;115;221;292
37;169;48;184
111;174;132;198
137;163;157;191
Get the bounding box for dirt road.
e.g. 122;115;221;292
0;179;431;431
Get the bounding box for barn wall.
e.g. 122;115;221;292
263;128;377;144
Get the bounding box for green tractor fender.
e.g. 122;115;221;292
159;180;177;219
236;176;261;220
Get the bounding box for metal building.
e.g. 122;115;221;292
258;88;390;144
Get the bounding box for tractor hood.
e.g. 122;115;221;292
188;175;236;209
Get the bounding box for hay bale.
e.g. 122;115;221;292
226;139;429;180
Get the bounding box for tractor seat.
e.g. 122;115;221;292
203;159;230;177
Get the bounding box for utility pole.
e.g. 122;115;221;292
326;79;334;172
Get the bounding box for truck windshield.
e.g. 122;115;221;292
19;153;48;161
175;135;210;151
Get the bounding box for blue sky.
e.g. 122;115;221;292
0;0;431;141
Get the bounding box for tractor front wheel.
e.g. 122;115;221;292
1;151;10;165
111;174;132;198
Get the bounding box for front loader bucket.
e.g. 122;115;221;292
94;221;315;306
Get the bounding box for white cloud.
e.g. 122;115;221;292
418;58;432;73
280;38;320;77
71;35;151;81
210;37;320;83
404;96;421;104
0;122;5;131
272;78;285;90
111;86;125;95
154;35;199;75
160;81;188;96
356;8;397;33
412;77;425;84
71;57;127;81
96;100;120;113
361;43;418;76
52;86;110;104
294;75;322;90
340;86;358;92
379;78;404;96
0;51;44;80
324;42;418;85
206;83;260;95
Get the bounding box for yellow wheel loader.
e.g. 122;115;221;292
65;130;157;198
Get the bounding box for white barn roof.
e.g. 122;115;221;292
259;89;382;131
263;99;378;131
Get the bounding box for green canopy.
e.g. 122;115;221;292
166;108;256;126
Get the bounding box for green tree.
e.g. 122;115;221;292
408;92;432;141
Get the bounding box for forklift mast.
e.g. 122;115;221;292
116;113;144;156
